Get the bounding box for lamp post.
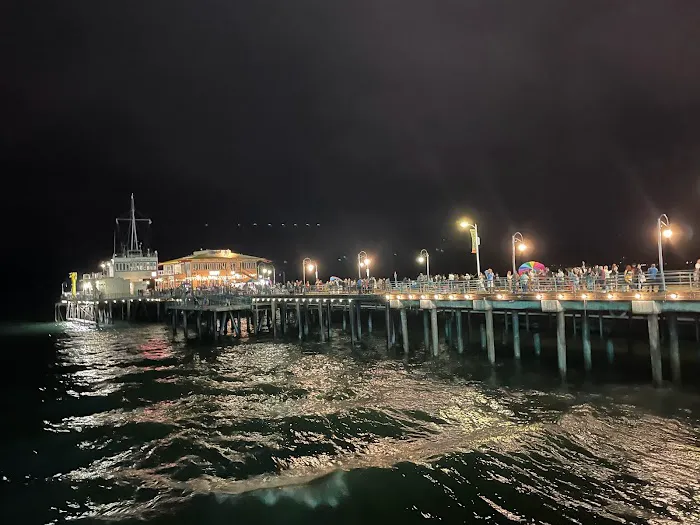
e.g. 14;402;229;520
417;249;430;280
459;220;481;275
256;262;275;285
511;232;527;277
358;251;370;279
657;214;672;291
302;258;317;285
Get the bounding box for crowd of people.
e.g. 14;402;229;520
161;259;700;298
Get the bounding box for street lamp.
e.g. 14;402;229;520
358;251;370;279
302;258;317;284
256;262;276;285
511;232;527;277
458;219;481;275
417;249;430;280
657;214;672;291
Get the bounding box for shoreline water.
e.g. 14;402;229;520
2;322;699;523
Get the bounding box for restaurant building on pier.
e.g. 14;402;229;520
156;249;270;289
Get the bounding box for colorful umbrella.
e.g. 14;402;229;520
518;261;545;275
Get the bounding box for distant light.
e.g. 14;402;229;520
408;295;414;299
417;256;425;263
607;293;614;299
634;293;641;299
557;294;563;300
385;295;391;300
517;243;527;252
581;294;587;299
670;293;679;299
459;220;470;229
536;294;542;300
465;294;472;300
364;258;370;265
662;228;673;239
496;294;503;300
396;295;403;300
307;264;314;271
448;294;455;300
420;295;427;300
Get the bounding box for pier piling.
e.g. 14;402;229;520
485;310;495;365
456;310;464;354
647;313;663;387
400;308;409;354
582;313;592;372
423;310;430;351
318;303;324;342
512;312;520;359
385;305;392;349
430;307;439;356
556;310;566;379
668;313;680;384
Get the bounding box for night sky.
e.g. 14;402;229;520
3;1;700;319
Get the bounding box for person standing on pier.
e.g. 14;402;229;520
648;263;658;292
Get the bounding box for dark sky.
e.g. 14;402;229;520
3;1;700;316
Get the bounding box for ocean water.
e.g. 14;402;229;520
2;321;700;524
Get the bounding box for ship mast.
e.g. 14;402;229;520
115;194;152;257
129;193;139;254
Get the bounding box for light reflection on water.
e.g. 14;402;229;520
1;322;700;524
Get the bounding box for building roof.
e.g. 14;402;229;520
160;249;270;266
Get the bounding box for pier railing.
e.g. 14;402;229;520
61;270;700;303
385;270;698;296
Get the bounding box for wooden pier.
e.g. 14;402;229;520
56;288;700;387
55;297;167;325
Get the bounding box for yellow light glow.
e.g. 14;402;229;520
634;293;641;299
496;294;503;299
662;228;673;238
385;295;391;300
459;220;470;229
307;264;314;271
364;258;370;265
465;294;471;299
518;243;527;252
557;294;563;299
417;256;425;263
408;295;414;299
581;294;587;299
420;295;426;299
607;293;614;299
448;295;455;300
670;293;679;299
536;294;542;300
397;295;403;300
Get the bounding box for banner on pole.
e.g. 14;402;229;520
470;229;478;254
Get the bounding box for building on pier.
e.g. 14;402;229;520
157;249;270;289
75;194;158;297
